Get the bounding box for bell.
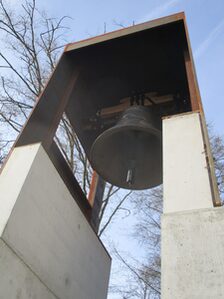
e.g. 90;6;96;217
90;106;162;190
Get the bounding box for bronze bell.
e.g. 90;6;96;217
90;106;162;190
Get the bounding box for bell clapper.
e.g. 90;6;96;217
126;168;134;186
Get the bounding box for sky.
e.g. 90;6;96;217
34;0;224;135
4;0;224;298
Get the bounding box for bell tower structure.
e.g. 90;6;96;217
0;12;223;298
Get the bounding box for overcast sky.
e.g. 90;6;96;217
35;0;224;134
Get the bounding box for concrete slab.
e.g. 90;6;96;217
0;143;111;299
0;239;56;299
0;144;40;236
161;207;224;299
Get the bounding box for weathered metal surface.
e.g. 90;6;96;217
88;171;99;207
65;12;185;52
182;15;204;113
199;114;221;207
64;14;193;161
88;172;106;232
15;54;78;148
184;50;200;111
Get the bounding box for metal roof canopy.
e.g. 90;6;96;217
63;12;201;158
12;12;205;220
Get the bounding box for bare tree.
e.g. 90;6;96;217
110;187;162;299
0;0;131;235
111;247;161;299
0;0;68;154
113;129;224;299
210;128;224;200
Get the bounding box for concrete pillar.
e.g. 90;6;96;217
162;112;223;299
163;112;213;213
0;143;111;299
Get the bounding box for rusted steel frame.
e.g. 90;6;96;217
15;53;77;148
65;12;185;52
1;53;71;174
89;173;106;233
183;17;203;113
48;141;92;221
88;171;99;206
42;70;79;150
184;50;200;111
199;114;221;207
182;17;220;206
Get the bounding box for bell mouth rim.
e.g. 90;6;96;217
89;120;162;189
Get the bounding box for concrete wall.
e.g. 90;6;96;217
0;143;111;299
162;112;224;299
163;112;213;213
162;208;224;299
0;239;57;299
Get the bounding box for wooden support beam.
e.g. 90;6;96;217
99;94;174;118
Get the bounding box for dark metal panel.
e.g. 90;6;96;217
65;19;191;159
182;16;203;113
184;50;200;111
65;12;185;52
15;53;78;148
